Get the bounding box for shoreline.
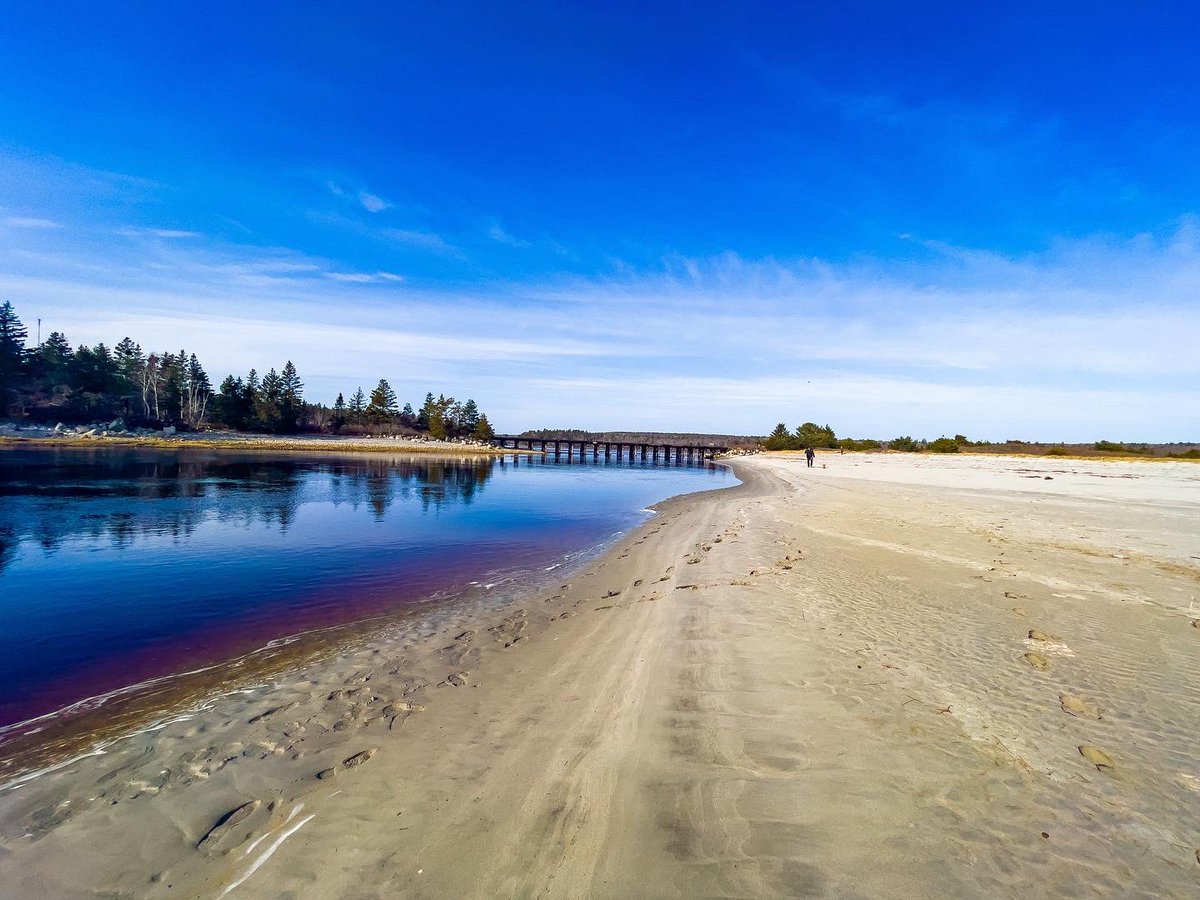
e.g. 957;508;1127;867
2;453;1198;897
0;431;515;456
0;463;743;784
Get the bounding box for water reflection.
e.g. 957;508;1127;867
0;449;498;570
0;446;731;727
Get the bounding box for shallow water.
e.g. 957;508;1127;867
0;447;731;728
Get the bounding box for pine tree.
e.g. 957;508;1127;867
460;399;481;433
417;392;434;431
183;353;212;426
112;338;144;403
368;379;398;419
278;360;304;432
0;301;29;411
332;392;347;430
34;331;74;388
763;423;793;451
349;387;366;415
472;413;495;441
259;368;282;430
400;402;416;428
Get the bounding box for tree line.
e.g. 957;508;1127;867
0;300;494;439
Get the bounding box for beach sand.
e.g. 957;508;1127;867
1;452;1198;898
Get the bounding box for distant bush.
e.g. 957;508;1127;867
1167;448;1200;459
1044;445;1071;456
927;437;960;453
1094;440;1152;455
889;436;920;452
837;438;882;451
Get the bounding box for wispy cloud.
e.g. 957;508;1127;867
2;183;1196;438
358;191;390;213
2;216;62;230
324;270;405;283
488;224;529;247
382;228;459;256
118;227;200;239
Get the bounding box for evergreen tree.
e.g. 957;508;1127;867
332;392;347;430
33;332;74;388
0;301;29;411
258;368;282;430
400;402;416;428
183;353;212;426
112;337;144;404
368;379;398;419
763;423;794;451
417;392;434;431
278;360;304;431
472;413;495;441
349;387;366;419
460;398;481;434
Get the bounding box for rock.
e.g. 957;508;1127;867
316;767;337;780
1060;693;1102;719
342;748;377;769
162;426;176;435
53;422;65;433
1023;652;1050;671
197;799;261;850
1079;745;1114;770
1028;628;1058;642
108;418;125;431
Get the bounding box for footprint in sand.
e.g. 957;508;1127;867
1079;745;1114;771
1028;628;1059;642
1060;693;1103;720
1023;651;1051;671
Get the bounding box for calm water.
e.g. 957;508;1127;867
0;447;732;728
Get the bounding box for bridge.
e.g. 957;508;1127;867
489;435;728;465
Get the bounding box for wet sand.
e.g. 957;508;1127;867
1;452;1198;898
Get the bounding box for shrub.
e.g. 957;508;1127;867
889;436;920;452
1095;440;1152;455
1044;445;1070;457
927;437;960;453
837;438;882;451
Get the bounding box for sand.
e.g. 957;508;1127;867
1;451;1198;898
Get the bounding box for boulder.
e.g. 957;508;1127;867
109;418;125;431
162;426;176;435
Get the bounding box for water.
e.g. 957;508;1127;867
0;447;731;729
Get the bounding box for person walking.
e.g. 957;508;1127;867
805;446;815;468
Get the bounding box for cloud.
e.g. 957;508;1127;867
2;200;1196;440
118;227;200;239
382;228;459;255
488;224;529;247
2;216;62;229
324;271;405;283
358;192;390;213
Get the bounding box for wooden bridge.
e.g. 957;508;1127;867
489;435;727;465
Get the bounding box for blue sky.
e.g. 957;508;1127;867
1;2;1198;439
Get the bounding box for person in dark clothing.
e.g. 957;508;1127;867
805;446;815;467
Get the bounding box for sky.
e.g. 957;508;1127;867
1;2;1198;440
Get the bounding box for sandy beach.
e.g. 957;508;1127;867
1;451;1198;898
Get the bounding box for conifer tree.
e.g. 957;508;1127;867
368;379;398;419
0;300;28;411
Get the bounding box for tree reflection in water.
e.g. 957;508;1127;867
0;448;497;572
